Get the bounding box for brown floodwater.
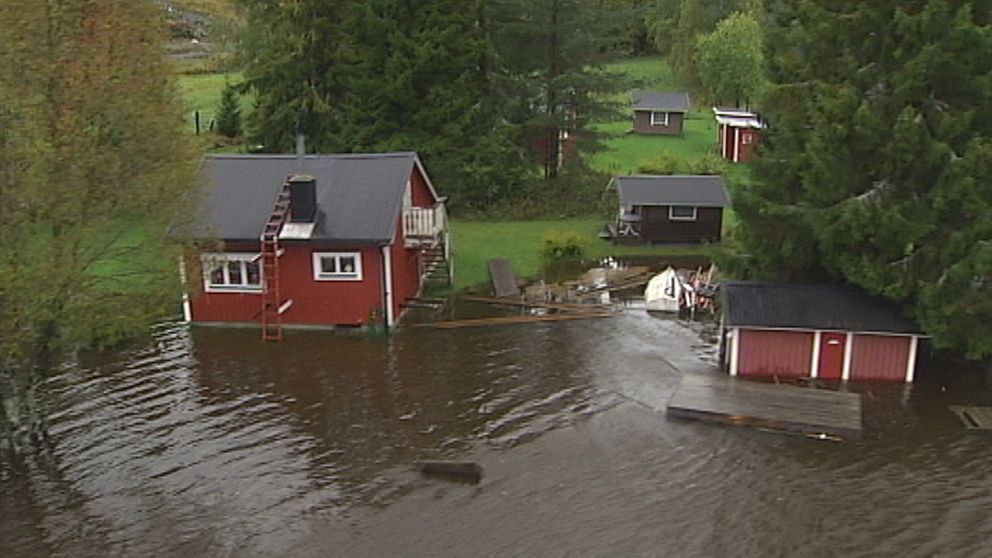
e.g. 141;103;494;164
2;297;992;557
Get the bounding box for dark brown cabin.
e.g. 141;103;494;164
611;175;730;244
632;91;690;135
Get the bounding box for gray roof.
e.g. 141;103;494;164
632;91;691;112
616;175;730;207
188;153;421;243
721;281;922;334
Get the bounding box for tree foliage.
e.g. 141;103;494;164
695;11;765;106
647;0;763;91
0;1;198;450
736;0;992;358
215;81;242;138
235;0;632;208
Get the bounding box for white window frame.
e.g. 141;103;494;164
202;253;263;293
668;206;698;221
650;111;670;126
313;251;363;281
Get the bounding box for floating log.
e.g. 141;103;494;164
412;312;616;329
418;461;483;484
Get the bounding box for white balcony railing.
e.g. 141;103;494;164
403;203;447;246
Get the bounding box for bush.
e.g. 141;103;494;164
542;229;587;261
637;152;682;174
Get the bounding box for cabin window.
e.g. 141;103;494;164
313;252;363;281
742;131;755;145
668;206;698;221
202;253;262;292
650;111;670;126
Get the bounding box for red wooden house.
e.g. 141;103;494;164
720;282;924;382
713;107;764;163
182;152;449;339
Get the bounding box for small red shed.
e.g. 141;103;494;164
181;152;449;338
713;107;764;163
720;282;924;382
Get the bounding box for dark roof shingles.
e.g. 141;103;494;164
190;153;418;243
632;91;691;112
616;175;730;207
721;281;921;334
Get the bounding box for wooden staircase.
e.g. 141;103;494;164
420;232;452;285
260;181;292;341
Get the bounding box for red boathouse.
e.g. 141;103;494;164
720;282;924;382
182;152;450;339
713;107;764;163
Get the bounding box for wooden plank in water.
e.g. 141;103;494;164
950;406;992;430
461;295;611;312
666;374;863;440
412;312;616;329
488;258;519;298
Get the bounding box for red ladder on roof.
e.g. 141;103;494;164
260;180;292;341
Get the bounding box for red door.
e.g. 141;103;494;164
818;332;846;380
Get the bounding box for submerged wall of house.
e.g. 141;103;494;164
737;329;813;378
190;244;386;327
633;111;684;135
636;206;722;243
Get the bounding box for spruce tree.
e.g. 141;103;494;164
737;1;992;358
215;82;242;138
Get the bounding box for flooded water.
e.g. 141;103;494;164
3;301;992;557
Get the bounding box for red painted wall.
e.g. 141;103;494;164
410;164;435;207
850;334;911;381
738;329;813;378
191;244;386;326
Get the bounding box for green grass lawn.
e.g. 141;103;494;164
591;56;721;175
176;72;249;135
450;218;722;290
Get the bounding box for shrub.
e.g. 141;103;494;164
542;229;587;261
636;152;682;175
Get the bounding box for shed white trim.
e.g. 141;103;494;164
810;331;822;379
729;328;740;376
905;336;919;383
841;333;854;381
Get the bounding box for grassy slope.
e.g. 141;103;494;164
589;56;717;174
176;72;243;133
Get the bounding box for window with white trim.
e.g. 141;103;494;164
202;253;262;292
313;252;363;281
668;206;698;221
650;111;670;126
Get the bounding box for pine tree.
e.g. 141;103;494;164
215;82;242;138
494;0;630;179
235;0;351;152
737;0;992;358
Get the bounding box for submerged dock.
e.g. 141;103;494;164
666;374;863;440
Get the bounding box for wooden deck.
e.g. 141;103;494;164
666;374;863;440
488;258;520;298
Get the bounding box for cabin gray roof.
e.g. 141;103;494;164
721;281;922;334
616;175;730;207
632;91;691;112
188;152;421;243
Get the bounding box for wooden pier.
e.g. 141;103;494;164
488;258;520;298
666;374;863;440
